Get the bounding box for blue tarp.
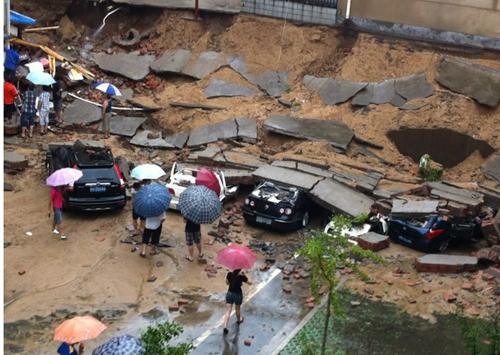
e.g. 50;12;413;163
10;10;36;26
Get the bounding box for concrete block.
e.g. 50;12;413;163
358;232;390;251
416;254;478;273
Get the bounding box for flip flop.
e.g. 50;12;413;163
140;252;146;258
198;253;205;259
237;316;244;324
185;256;193;262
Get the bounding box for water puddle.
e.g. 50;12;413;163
387;128;495;168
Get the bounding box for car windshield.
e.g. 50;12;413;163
78;167;118;182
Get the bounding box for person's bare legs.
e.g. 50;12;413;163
223;303;233;332
21;126;27;138
187;245;194;261
235;304;243;323
141;243;148;257
29;125;33;138
196;242;203;259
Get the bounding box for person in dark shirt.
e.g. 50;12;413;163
20;84;37;138
185;218;203;262
52;79;64;124
223;269;252;334
57;342;83;355
4;47;20;78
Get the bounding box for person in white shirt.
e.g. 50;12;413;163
140;212;165;257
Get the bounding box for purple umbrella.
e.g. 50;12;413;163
46;168;83;187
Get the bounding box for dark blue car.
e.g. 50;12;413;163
388;215;481;253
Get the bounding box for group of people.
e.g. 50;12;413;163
4;45;64;138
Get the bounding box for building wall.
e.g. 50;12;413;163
337;0;500;38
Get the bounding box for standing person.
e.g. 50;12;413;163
101;93;112;139
131;181;145;235
222;269;252;334
37;86;51;135
185;218;203;262
52;78;64;125
20;84;37;138
57;341;83;355
4;77;18;122
140;212;165;257
4;46;20;79
48;186;67;240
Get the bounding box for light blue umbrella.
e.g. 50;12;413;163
179;185;222;224
92;335;144;355
95;82;122;96
133;183;171;218
26;71;55;86
130;164;166;180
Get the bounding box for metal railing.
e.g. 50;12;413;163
284;0;337;9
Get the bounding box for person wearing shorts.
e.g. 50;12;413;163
223;269;251;334
185;219;202;262
21;85;37;138
131;182;145;235
101;94;112;138
140;212;165;257
48;186;67;240
37;86;51;135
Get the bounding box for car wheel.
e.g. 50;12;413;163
437;239;450;253
301;212;310;227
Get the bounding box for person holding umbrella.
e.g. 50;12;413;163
47;168;83;240
20;82;37;138
184;218;202;262
217;244;256;335
54;315;106;355
95;82;121;139
57;341;83;355
37;85;51;135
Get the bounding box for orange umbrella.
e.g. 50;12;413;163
54;316;107;344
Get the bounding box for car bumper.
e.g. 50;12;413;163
66;195;127;211
169;197;180;211
242;209;302;231
389;234;445;253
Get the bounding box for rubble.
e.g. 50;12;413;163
437;57;500;107
264;115;354;150
100;116;147;137
391;199;439;217
186;118;257;147
130;130;178;149
169;101;226;110
415;254;478;273
476;246;500;265
426;182;484;210
5;152;29;171
94;52;155;81
113;28;141;47
252;165;322;190
204;79;257;98
304;75;367;105
357;232;390;251
483;153;500;183
127;96;162;111
394;73;434;100
62;100;101;127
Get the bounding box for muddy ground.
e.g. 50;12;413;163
5;2;500;354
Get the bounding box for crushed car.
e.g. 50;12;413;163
165;162;238;210
46;140;127;211
242;181;311;231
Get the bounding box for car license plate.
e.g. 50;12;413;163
256;216;272;225
90;186;107;193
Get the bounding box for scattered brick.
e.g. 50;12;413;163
443;292;457;303
169;304;179;312
178;298;190;306
282;284;292;293
147;276;157;282
18;270;26;276
244;339;252;346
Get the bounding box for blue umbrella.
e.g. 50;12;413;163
92;335;144;355
95;82;122;96
179;185;222;224
26;72;55;86
133;183;171;218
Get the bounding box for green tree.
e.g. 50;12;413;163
298;215;383;355
140;321;193;355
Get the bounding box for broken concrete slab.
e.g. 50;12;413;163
183;52;232;80
416;254;478;273
150;49;192;74
351;83;374;106
94;52;154;81
303;75;367;105
116;88;134;103
169;102;225;110
188;147;221;162
252;165;322;191
358;232;390;251
222;168;255;185
187;119;237;147
130;130;176;149
372;79;396;104
483;154;500;183
4;182;14;191
437;57;500;107
128;96;162;111
271;160;298;170
331;168;383;194
309;178;374;217
391;199;439;217
214;151;266;169
251;71;289;98
62;100;101;127
394;73;433;100
235;117;257;143
264;115;354;150
427;181;484;209
100;116;147;137
5;151;28;170
164;133;189;149
204;79;257;98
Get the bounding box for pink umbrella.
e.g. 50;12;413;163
195;168;220;196
46;168;83;187
216;243;257;270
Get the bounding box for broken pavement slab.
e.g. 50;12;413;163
169;101;225;110
264;115;354;150
437;57;500;107
99;116;147;137
204;79;257;98
394;73;434;100
303;75;367;105
252;165;322;190
213;151;266;169
309;178;374;217
391;199;439;217
358;232;390;251
5;151;29;171
62;100;101;127
427;181;484;209
416;254;478;273
130;130;178;149
186;118;257;147
250;71;289;98
235;117;258;143
150;49;192;74
483;153;500;183
94;52;154;81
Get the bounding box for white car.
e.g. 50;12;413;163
165;163;238;210
323;214;388;245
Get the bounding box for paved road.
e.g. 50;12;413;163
189;268;310;354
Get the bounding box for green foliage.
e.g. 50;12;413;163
418;154;443;182
140;321;193;355
352;212;369;225
458;306;500;355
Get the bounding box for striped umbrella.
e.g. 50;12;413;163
133;183;171;218
179;185;222;224
92;335;144;355
95;82;122;96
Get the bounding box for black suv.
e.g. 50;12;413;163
46;140;127;211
